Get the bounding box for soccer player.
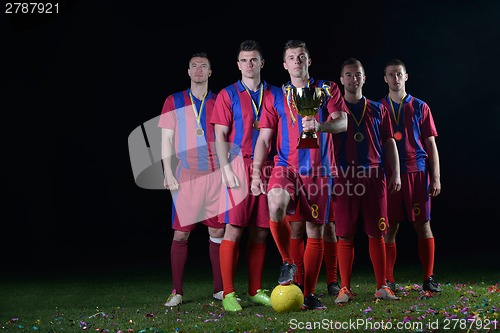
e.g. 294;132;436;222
251;40;348;310
333;57;401;303
380;59;442;293
159;53;224;307
211;40;282;312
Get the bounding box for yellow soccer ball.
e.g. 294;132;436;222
270;284;304;313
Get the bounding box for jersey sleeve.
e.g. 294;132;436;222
158;95;177;129
420;103;438;139
211;89;233;128
259;92;279;129
326;82;348;114
379;103;394;142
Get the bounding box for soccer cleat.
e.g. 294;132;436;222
327;281;341;296
375;285;401;300
423;275;442;292
222;292;242;312
249;289;271;306
278;262;297;285
301;294;327;310
386;280;397;293
335;286;354;303
213;290;224;301
163;289;183;307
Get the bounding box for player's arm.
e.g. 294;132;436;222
161;128;179;190
317;111;348;134
384;137;401;193
251;128;274;195
424;136;441;197
214;124;239;188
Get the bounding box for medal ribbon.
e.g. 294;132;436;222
189;89;207;129
388;93;407;125
345;97;367;127
241;80;264;123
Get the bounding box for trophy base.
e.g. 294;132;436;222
297;134;319;149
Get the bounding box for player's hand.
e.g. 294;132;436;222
164;174;179;190
222;164;240;188
301;117;319;132
250;177;265;196
388;174;401;193
428;177;441;197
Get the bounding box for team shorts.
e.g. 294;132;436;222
387;170;431;223
268;166;332;224
288;197;335;222
333;168;388;238
218;157;273;228
171;167;224;232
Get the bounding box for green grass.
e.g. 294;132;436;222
1;259;499;333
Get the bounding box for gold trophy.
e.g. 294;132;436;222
290;87;328;149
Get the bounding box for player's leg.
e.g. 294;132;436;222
220;224;244;311
323;218;340;296
414;220;440;292
289;215;306;289
411;171;440;292
267;167;297;285
207;226;224;299
164;229;191;307
247;225;271;306
385;172;407;291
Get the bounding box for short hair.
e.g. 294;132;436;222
340;57;364;76
237;40;264;60
283;39;309;61
189;52;211;68
384;59;406;74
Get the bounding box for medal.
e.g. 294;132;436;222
394;131;403;141
253;120;260;130
189;89;207;138
345;97;367;144
241;80;264;132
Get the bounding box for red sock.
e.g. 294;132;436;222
269;217;293;264
303;237;323;296
209;239;223;294
369;237;387;289
170;239;188;295
418;237;435;280
323;240;338;284
385;242;397;283
337;239;354;290
290;238;305;286
220;240;238;296
247;241;266;296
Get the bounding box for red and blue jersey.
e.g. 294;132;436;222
259;78;347;176
380;94;438;173
334;97;393;171
157;89;218;171
211;80;281;160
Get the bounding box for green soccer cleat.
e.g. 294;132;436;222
249;289;271;306
222;292;242;312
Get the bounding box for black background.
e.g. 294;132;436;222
2;0;500;273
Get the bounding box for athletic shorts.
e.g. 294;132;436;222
288;197;335;222
387;170;431;223
218;157;273;228
171;167;224;232
268;166;332;224
333;168;388;238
